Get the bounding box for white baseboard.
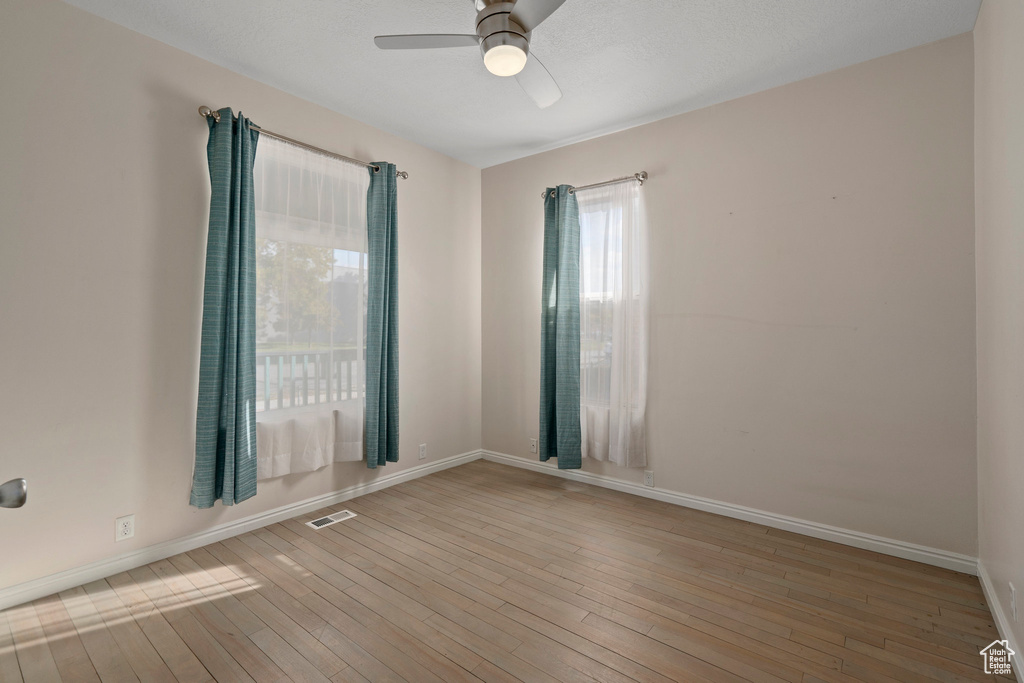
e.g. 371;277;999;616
978;562;1022;678
0;449;483;612
481;450;978;576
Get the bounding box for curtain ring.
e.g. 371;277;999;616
549;190;556;198
372;165;381;173
568;188;575;194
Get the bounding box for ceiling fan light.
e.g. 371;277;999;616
484;44;527;77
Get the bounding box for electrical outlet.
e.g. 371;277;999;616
529;438;537;454
1011;583;1017;622
644;471;654;487
418;443;427;460
115;514;135;542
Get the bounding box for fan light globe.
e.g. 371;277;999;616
484;44;527;77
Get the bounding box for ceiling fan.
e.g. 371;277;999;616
374;0;567;109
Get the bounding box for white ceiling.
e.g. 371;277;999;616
64;0;980;168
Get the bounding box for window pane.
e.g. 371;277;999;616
252;137;369;414
580;205;621;406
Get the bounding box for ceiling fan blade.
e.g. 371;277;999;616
515;53;562;108
509;0;567;32
374;34;481;50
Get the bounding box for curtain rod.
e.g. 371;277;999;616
541;171;647;198
198;106;409;179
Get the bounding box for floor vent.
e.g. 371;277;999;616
305;510;357;530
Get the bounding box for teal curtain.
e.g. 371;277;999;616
365;162;399;468
190;108;259;508
539;185;582;469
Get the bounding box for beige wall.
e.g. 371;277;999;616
0;0;481;591
0;0;985;595
975;0;1024;649
482;34;978;555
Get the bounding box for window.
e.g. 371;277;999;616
579;197;620;407
252;136;369;478
576;181;649;467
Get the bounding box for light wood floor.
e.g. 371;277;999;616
0;460;1014;682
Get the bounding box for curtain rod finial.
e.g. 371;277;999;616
397;170;409;180
636;171;648;185
198;106;220;122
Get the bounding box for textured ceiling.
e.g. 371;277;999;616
64;0;980;168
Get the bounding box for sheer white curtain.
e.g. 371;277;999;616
576;181;649;468
252;136;369;479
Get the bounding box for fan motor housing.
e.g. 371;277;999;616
477;1;530;59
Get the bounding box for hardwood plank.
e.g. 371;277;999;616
303;591;448;683
127;564;254;682
497;601;677;683
647;619;804;682
31;594;100;683
471;658;522;683
160;611;252;683
316;623;409;683
248;627;331;682
103;572;212;682
281;521;522;657
80;579;176;683
1;460;1011;683
579;611;748;682
58;585;139;682
459;600;638;683
5;602;61;682
196;542;327;635
845;637;991;682
424;612;561;683
148;558;286;682
301;576;480;683
164;553;266;636
331;665;371;683
0;609;24;683
241;593;345;677
342;583;484;672
275;519;438;620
